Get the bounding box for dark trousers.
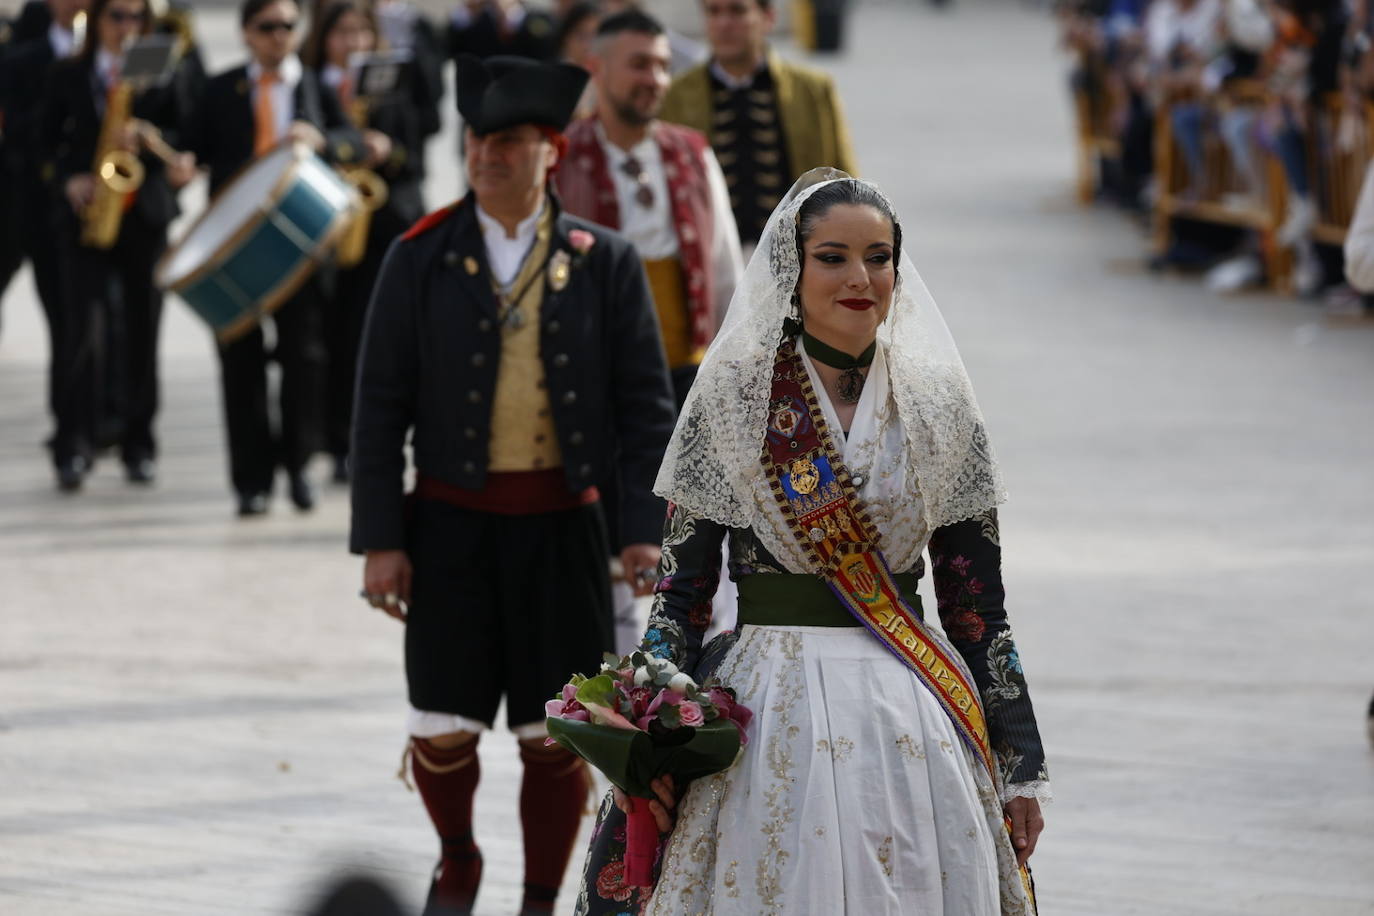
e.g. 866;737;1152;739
52;217;165;465
1;179;66;417
216;280;327;495
405;497;614;727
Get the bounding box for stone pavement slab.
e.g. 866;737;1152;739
2;1;1373;914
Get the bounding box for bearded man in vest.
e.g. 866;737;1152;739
350;55;676;916
558;9;741;414
555;9;742;653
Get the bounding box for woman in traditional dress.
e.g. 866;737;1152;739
575;169;1050;915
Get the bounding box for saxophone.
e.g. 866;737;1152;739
336;96;388;268
81;79;145;249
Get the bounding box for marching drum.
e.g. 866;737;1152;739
156;143;359;343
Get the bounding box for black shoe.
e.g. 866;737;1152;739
237;491;269;517
124;458;156;484
331;453;350;485
55;456;89;492
288;472;315;511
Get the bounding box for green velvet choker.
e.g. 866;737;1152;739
800;330;876;403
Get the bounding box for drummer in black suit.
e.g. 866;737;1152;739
303;0;440;483
41;0;197;490
0;0;86;419
187;0;362;516
350;56;675;915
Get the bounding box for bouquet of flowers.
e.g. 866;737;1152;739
546;650;753;886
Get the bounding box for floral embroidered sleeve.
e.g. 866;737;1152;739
638;502;727;672
573;504;729;916
928;509;1050;803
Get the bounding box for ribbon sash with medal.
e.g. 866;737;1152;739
761;339;1036;908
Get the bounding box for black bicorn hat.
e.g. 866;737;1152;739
454;54;590;136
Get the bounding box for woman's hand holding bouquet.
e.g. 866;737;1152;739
546;651;753;887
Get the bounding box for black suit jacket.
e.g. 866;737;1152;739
446;7;557;61
189;63;363;197
0;35;54;177
349;192;676;554
42;56;191;233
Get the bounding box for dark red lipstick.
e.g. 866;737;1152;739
838;298;875;310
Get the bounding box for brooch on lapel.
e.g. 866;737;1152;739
548;250;571;292
548;230;595;292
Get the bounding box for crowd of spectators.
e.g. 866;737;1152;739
1061;0;1374;312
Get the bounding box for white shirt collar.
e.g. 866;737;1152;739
709;56;767;91
475;197;547;287
593;119;656;165
48;23;75;59
476;199;544;242
248;54;303;88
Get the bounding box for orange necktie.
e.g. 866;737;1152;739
253;70;280;157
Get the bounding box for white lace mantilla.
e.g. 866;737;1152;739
654;171;1006;560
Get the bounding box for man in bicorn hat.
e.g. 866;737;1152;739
556;8;741;653
349;54;675;915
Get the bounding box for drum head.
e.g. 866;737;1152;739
158;145;302;288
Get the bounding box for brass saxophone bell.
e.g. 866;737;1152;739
336;167;389;268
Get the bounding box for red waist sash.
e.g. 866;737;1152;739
414;469;598;516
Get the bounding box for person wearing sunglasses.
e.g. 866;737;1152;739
40;0;198;491
186;0;362;517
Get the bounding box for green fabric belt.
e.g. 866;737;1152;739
736;572;925;628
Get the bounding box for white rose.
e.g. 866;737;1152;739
654;660;679;678
634;667;652;686
668;672;695;692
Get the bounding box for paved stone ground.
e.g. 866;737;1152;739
2;1;1373;914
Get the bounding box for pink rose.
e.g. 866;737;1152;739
637;687;680;730
678;701;705;727
568;228;596;254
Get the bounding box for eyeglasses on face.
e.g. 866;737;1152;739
253;19;298;34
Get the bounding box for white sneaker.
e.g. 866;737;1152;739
1205;254;1263;292
1278;195;1316;247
